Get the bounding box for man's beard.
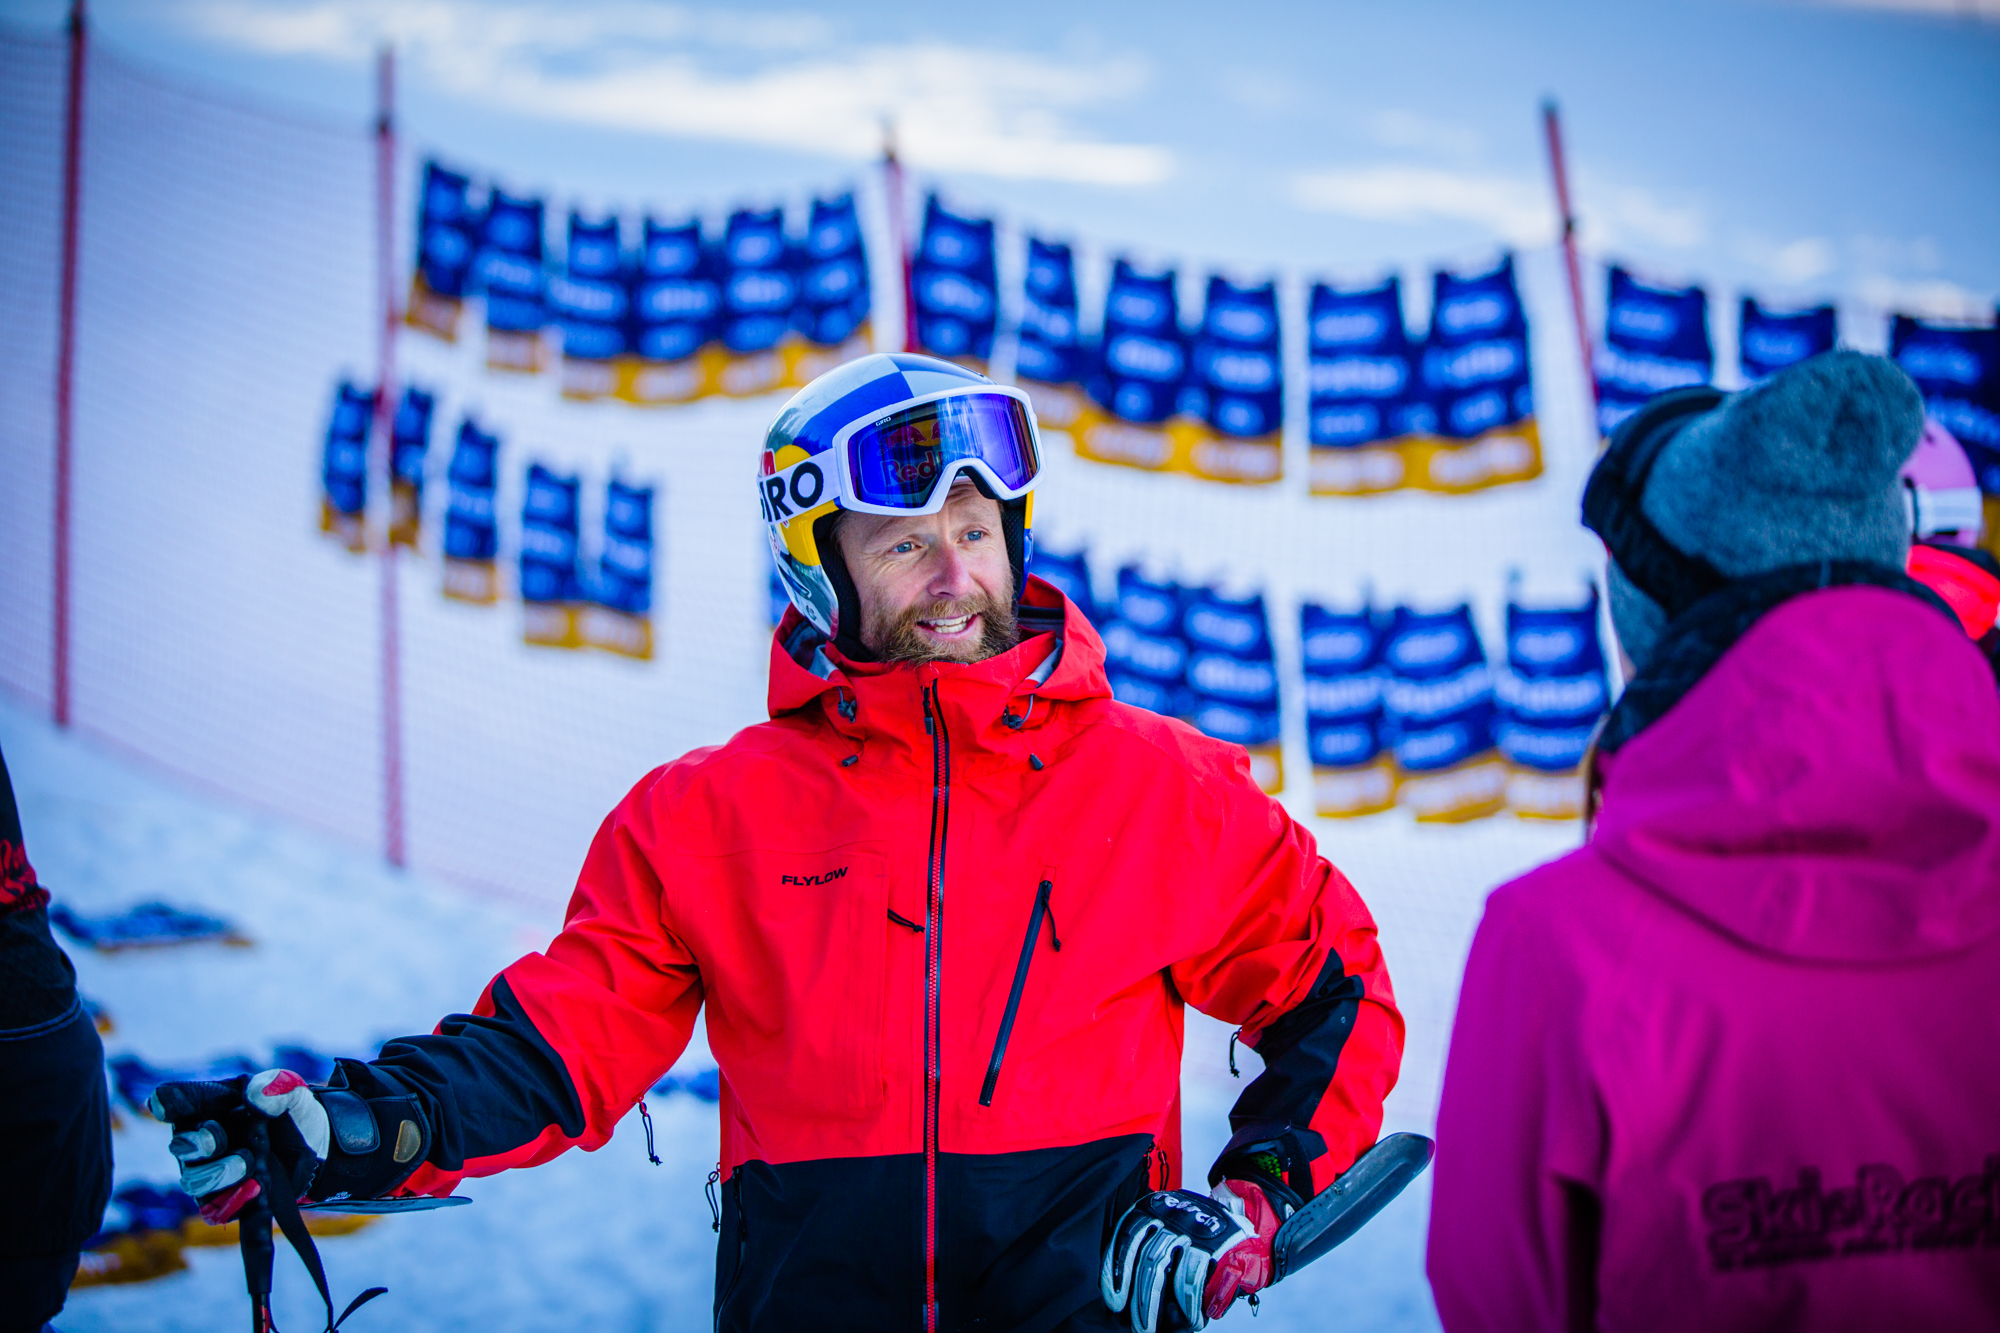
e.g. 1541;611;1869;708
871;588;1020;665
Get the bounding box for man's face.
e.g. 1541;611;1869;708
837;480;1019;664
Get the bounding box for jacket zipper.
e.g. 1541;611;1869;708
979;878;1055;1106
920;681;951;1333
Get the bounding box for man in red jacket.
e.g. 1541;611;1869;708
156;354;1403;1332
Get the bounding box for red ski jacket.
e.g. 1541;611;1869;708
347;580;1403;1331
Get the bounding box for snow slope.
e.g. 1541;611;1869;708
10;688;1575;1332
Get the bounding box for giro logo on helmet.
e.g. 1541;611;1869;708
760;460;828;522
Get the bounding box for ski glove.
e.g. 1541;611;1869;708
1101;1179;1287;1331
152;1069;431;1222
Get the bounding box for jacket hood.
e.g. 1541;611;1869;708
1592;584;2000;963
766;576;1113;755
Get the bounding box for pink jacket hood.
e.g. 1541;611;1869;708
1591;584;2000;963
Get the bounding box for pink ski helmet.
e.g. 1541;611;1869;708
1901;415;1982;548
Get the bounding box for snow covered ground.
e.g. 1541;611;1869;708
9;687;1579;1332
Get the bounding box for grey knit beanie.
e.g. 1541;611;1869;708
1609;350;1924;671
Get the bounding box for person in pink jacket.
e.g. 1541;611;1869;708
1428;351;2000;1331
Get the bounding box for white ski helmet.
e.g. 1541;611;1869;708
760;352;1042;656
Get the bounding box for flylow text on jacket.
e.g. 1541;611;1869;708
346;581;1404;1332
1430;584;2000;1333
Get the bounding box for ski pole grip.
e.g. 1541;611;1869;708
150;1077;249;1123
1271;1132;1436;1281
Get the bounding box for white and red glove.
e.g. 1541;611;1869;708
1101;1178;1286;1331
154;1069;330;1223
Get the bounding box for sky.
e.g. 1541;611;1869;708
3;0;1997;321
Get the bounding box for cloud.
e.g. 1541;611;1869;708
1366;109;1483;160
1732;233;1838;284
1796;0;2000;17
1855;274;1993;322
179;0;1174;185
1580;179;1709;251
1289;165;1552;243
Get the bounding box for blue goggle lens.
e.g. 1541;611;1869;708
845;394;1038;510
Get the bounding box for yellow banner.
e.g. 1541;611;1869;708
1504;764;1586;820
1310;418;1542;497
1396;752;1508;823
1063;395;1283;486
554;327;875;408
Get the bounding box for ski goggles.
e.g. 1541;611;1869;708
830;386;1041;516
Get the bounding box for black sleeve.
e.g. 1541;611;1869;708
1208;950;1365;1207
332;974;586;1180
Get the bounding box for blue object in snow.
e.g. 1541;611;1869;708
50;900;241;951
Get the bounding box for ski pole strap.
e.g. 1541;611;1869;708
266;1150;387;1331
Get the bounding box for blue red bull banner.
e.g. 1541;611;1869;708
714;207;798;397
1183;587;1282;791
480;190;549;373
1594;265;1712;435
625;217;717;405
319;380;375;553
1416;256;1542;492
583;477;656;660
1891;316;2000;491
405;163;871;404
388;385;433;548
1014;237;1091;433
1181;278;1284;483
1738;298;1835;383
1382;603;1506;822
520;463;584;647
441;417;501;603
1026;542;1099;625
1495;586;1609;819
1306;277;1419;496
1301;601;1394;817
1102;565;1190;717
1072;265;1286;484
406;161;478;341
793;193;873;384
911;195;998;373
1307;258;1539;495
551;214;630;401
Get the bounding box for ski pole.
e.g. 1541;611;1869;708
240;1118;277;1333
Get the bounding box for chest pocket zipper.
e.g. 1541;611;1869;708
980;878;1060;1107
